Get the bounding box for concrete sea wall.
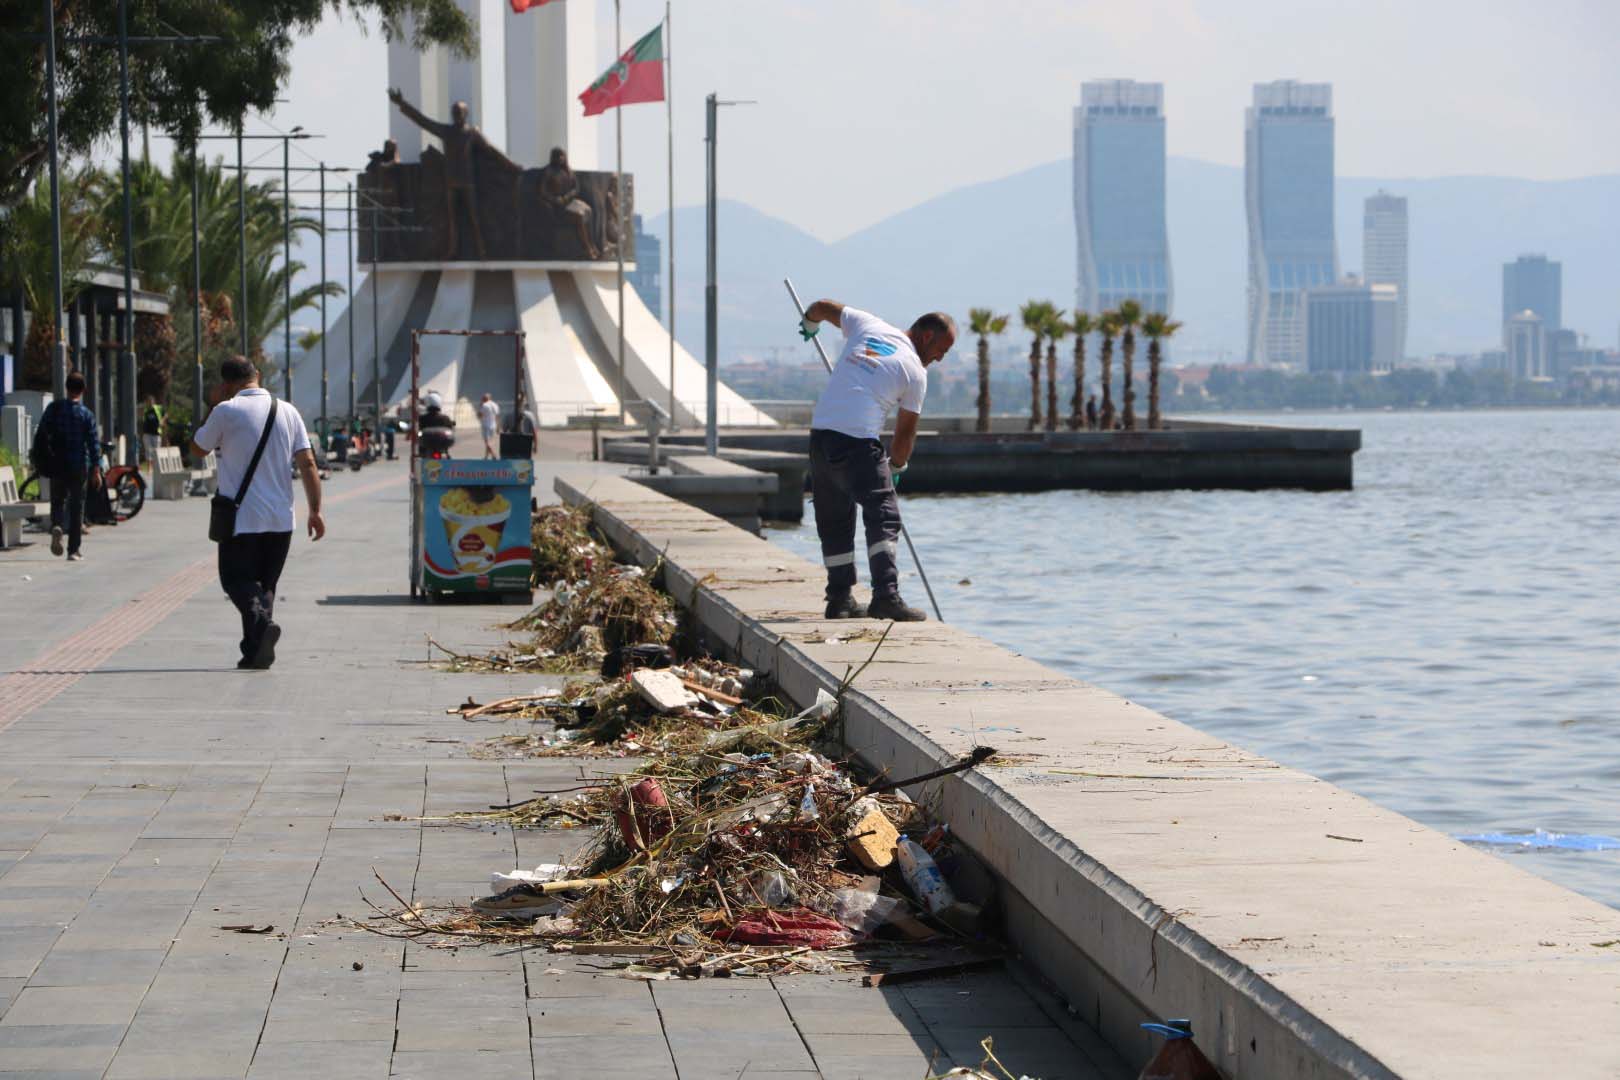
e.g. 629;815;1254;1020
556;472;1620;1079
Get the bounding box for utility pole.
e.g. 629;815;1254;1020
237;124;247;357
703;93;754;455
318;161;328;437
346;184;356;423
191;142;204;426
282;138;292;403
43;0;67;400
117;0;138;465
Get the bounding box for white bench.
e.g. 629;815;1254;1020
153;446;218;500
0;465;46;549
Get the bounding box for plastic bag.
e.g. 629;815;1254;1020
754;870;797;908
818;888;901;935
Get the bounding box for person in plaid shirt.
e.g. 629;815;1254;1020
39;371;101;560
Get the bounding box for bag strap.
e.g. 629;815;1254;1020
232;397;279;508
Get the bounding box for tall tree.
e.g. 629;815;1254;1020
1042;312;1068;433
967;307;1008;433
0;166;105;389
1019;300;1054;430
1097;311;1120;431
1;1;475;210
1068;311;1094;429
1142;312;1183;430
1116;299;1143;431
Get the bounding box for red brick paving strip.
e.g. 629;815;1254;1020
0;472;400;732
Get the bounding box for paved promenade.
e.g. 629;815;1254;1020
0;450;1123;1079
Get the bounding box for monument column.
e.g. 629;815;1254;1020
504;0;598;168
387;14;450;160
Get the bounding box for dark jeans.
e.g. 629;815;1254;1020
218;531;292;661
48;470;86;555
808;429;901;601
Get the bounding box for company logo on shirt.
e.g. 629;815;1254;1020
848;336;897;370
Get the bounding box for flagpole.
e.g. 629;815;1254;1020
665;0;676;428
614;0;626;426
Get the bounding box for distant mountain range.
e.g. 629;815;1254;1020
646;158;1620;365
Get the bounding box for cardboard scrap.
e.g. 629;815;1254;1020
845;806;899;871
631;668;699;713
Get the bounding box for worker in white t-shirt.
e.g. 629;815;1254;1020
478;393;501;459
191;356;325;670
799;302;955;622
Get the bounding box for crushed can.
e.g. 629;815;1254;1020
1139;1019;1221;1080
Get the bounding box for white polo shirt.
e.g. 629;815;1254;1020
809;307;927;440
194;388;311;535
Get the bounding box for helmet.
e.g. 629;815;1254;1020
424;391;443;411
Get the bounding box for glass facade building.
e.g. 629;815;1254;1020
1246;81;1338;366
1073;80;1171;319
1305;279;1398;374
1362;192;1408;361
1502;255;1561;336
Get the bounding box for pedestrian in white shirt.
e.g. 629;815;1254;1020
798;302;955;622
478;393;501;458
191;356;326;670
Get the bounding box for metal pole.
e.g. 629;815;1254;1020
318;161;327;437
236;123;247;357
117;0;137;466
346;183;355;423
44;0;67;399
370;198;382;423
614;0;626;425
282;137;292;402
191;143;204;426
703;93;718;456
783;277;944;622
665;0;676;427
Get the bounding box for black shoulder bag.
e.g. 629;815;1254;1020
209;398;278;543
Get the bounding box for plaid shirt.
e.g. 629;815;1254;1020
42;398;100;474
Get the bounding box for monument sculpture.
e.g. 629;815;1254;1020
386;90;520;259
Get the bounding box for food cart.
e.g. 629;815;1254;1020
407;329;534;602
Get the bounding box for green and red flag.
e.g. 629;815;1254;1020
579;22;664;116
509;0;561;12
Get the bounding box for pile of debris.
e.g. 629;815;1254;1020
527;503;609;588
364;685;1000;978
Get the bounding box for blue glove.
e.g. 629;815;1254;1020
891;462;907;490
798;317;820;341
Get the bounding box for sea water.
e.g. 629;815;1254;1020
769;409;1620;909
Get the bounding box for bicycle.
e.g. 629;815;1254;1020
18;444;145;523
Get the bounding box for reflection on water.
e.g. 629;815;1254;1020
769;410;1620;909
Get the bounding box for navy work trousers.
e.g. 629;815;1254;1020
808;428;901;602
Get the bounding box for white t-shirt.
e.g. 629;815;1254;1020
194;388;312;535
809;307;927;440
479;399;500;432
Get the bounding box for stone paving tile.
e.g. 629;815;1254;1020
0;1023;127;1073
0;976;24;1020
530;1033;677;1080
0;983;149;1027
803;1032;953;1080
247;1038;393;1079
27;947;167;987
389;1050;533;1080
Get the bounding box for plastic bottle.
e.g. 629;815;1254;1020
895;835;956;915
1138;1020;1220;1080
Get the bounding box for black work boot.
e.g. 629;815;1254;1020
825;592;865;619
868;593;926;622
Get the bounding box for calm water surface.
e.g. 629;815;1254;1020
769;410;1620;908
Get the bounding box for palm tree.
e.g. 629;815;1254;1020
1097;311;1120;430
967;307;1008;433
1068;311;1094;429
1019;300;1054;430
1042;312;1068;433
0;167;105;390
1142;312;1183;430
1116;299;1143;430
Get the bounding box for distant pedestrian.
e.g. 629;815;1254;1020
1084;394;1098;430
799;299;955;622
191;356;325;671
33;370;100;562
140;395;164;467
478;392;500;458
419;391;455;457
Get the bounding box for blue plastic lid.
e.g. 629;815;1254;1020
1141;1019;1193;1040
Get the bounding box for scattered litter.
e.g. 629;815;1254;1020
221;924;274;934
1325;834;1364;843
1139;1019;1221;1080
352;961;364;971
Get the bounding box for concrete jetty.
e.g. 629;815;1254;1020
557;471;1620;1079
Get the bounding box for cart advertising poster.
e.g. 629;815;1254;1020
417;458;534;593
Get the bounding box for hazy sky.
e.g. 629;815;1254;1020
143;0;1618;245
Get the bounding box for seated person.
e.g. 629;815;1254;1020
330;426;351;464
538;148;599;259
418;391;456;457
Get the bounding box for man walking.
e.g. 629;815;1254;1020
798;301;955;622
35;370;100;561
478;392;500;458
192;357;325;670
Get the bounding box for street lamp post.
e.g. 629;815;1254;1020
346;184;356;424
318;161;328;437
191;143;204;428
117;0;138;466
703;93;754;456
43;0;67;400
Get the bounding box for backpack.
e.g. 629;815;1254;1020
29;401;61;478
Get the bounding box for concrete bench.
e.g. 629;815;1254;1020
153;446;218;500
0;465;46;549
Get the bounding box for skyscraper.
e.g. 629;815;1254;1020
1305;278;1398;375
1502;255;1561;335
1245;81;1338;366
1362;192;1408;360
1073;80;1171;318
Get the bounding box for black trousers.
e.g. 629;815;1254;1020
808;429;901;601
218;531;292;660
48;470;86;556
